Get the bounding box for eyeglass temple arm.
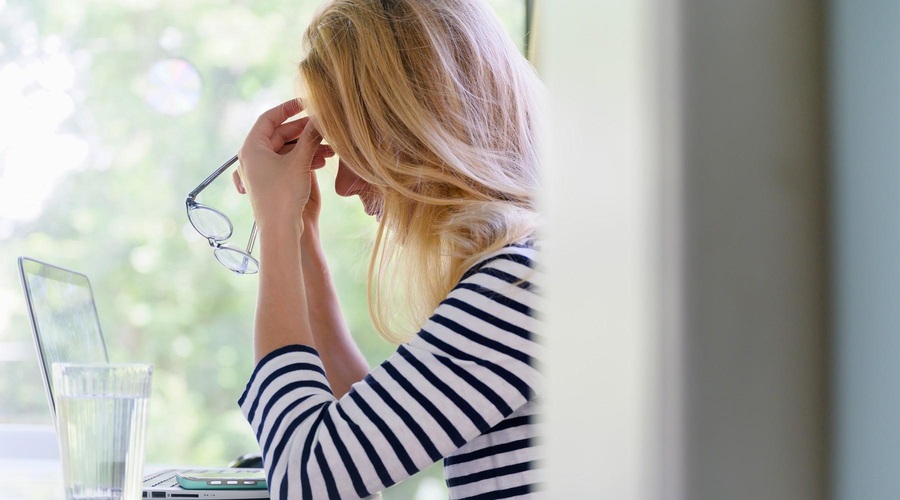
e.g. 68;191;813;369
237;136;301;256
185;139;300;204
187;154;238;203
246;221;258;255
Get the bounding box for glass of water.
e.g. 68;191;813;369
52;363;153;500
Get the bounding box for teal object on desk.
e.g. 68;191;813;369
175;470;267;490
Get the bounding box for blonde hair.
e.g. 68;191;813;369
299;0;542;342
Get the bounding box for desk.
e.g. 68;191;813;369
0;425;215;499
0;458;194;500
0;459;394;499
0;458;62;500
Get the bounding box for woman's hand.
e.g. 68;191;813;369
302;169;323;231
235;148;325;234
232;99;334;232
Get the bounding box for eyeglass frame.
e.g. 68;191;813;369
185;158;258;273
185;140;297;273
184;139;297;274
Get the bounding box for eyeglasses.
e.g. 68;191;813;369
185;152;259;274
185;142;285;274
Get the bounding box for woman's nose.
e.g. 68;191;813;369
334;160;362;197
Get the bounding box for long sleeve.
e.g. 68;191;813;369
239;244;543;499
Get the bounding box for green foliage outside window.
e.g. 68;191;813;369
0;1;526;498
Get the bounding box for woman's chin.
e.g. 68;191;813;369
362;200;382;220
366;207;383;221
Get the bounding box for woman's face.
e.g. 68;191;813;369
335;159;381;217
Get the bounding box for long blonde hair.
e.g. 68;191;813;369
299;0;542;342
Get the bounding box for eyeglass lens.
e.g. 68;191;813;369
215;247;259;274
188;205;233;241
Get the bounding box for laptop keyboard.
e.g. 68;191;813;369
144;470;177;488
144;469;234;488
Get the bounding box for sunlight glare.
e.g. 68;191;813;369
145;58;202;116
36;54;77;91
0;57;87;223
0;134;88;221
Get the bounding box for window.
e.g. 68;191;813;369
0;1;530;498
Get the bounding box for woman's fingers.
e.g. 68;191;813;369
295;118;323;152
272;118;310;150
310;148;333;168
284;119;325;170
232;170;246;194
252;100;335;161
276;141;297;155
276;140;333;157
315;145;335;158
252;99;305;137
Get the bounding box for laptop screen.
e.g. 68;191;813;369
18;257;109;418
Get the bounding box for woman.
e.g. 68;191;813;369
234;0;543;497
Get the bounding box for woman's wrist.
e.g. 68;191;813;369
257;216;305;248
300;225;329;275
256;211;306;237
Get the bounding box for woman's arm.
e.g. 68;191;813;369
299;223;370;398
235;99;331;362
253;219;313;361
239;244;544;499
234;99;368;391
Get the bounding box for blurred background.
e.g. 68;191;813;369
541;1;897;499
5;0;900;499
0;0;526;498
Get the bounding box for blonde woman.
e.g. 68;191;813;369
234;0;543;497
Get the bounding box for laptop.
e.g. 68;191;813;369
18;256;269;499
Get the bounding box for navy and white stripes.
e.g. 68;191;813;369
239;244;543;499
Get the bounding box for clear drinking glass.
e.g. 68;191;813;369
52;363;153;500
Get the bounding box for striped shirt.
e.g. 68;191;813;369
238;243;543;499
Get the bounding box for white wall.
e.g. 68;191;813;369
539;1;673;498
540;1;828;498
